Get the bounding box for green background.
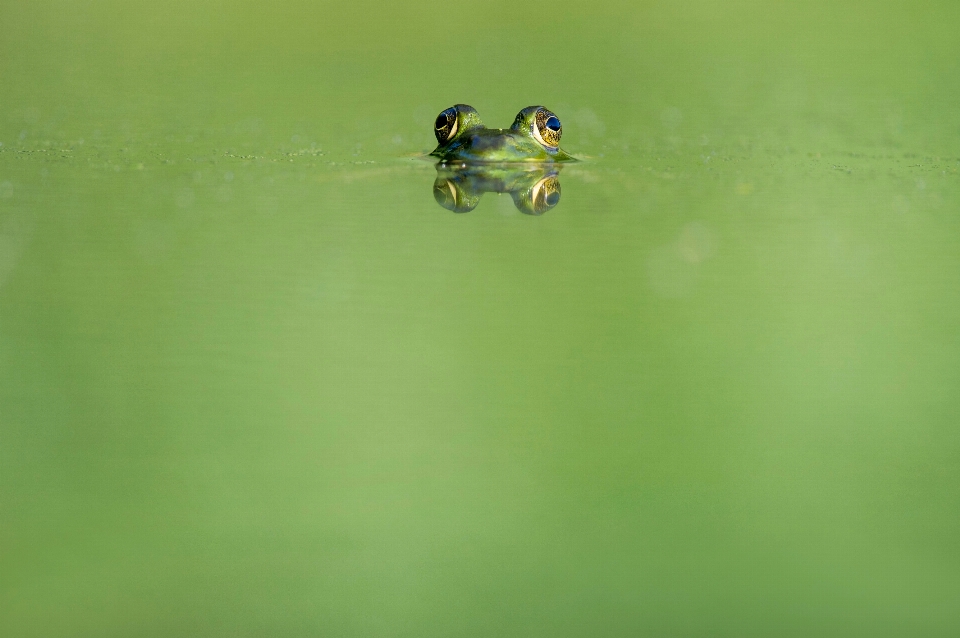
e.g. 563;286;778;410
2;1;959;636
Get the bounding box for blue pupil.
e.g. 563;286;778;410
545;116;560;131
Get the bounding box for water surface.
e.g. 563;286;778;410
2;1;960;636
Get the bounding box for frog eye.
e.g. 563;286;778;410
434;107;459;143
532;109;562;148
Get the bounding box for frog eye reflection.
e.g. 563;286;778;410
533;109;562;148
433;177;479;212
434;107;459;143
531;175;561;214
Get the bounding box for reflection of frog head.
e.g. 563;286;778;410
431;104;576;163
432;164;563;215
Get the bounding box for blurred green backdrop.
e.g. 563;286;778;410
1;1;959;636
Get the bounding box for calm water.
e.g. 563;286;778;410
2;1;960;636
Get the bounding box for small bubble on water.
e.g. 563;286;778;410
892;195;910;214
175;188;195;208
660;107;683;129
574;108;605;137
413;104;434;126
678;222;716;264
19;130;27;141
291;135;301;144
224;171;234;182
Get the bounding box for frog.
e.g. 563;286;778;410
430;104;576;163
433;163;563;215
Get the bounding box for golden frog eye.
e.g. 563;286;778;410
434;107;459;143
533;109;562;148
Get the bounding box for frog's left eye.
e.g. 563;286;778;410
434;107;459;143
533;108;562;149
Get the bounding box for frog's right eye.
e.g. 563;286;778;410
434;107;459;143
532;108;562;149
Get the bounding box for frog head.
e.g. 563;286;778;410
431;104;576;163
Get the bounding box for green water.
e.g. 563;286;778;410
2;1;960;635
